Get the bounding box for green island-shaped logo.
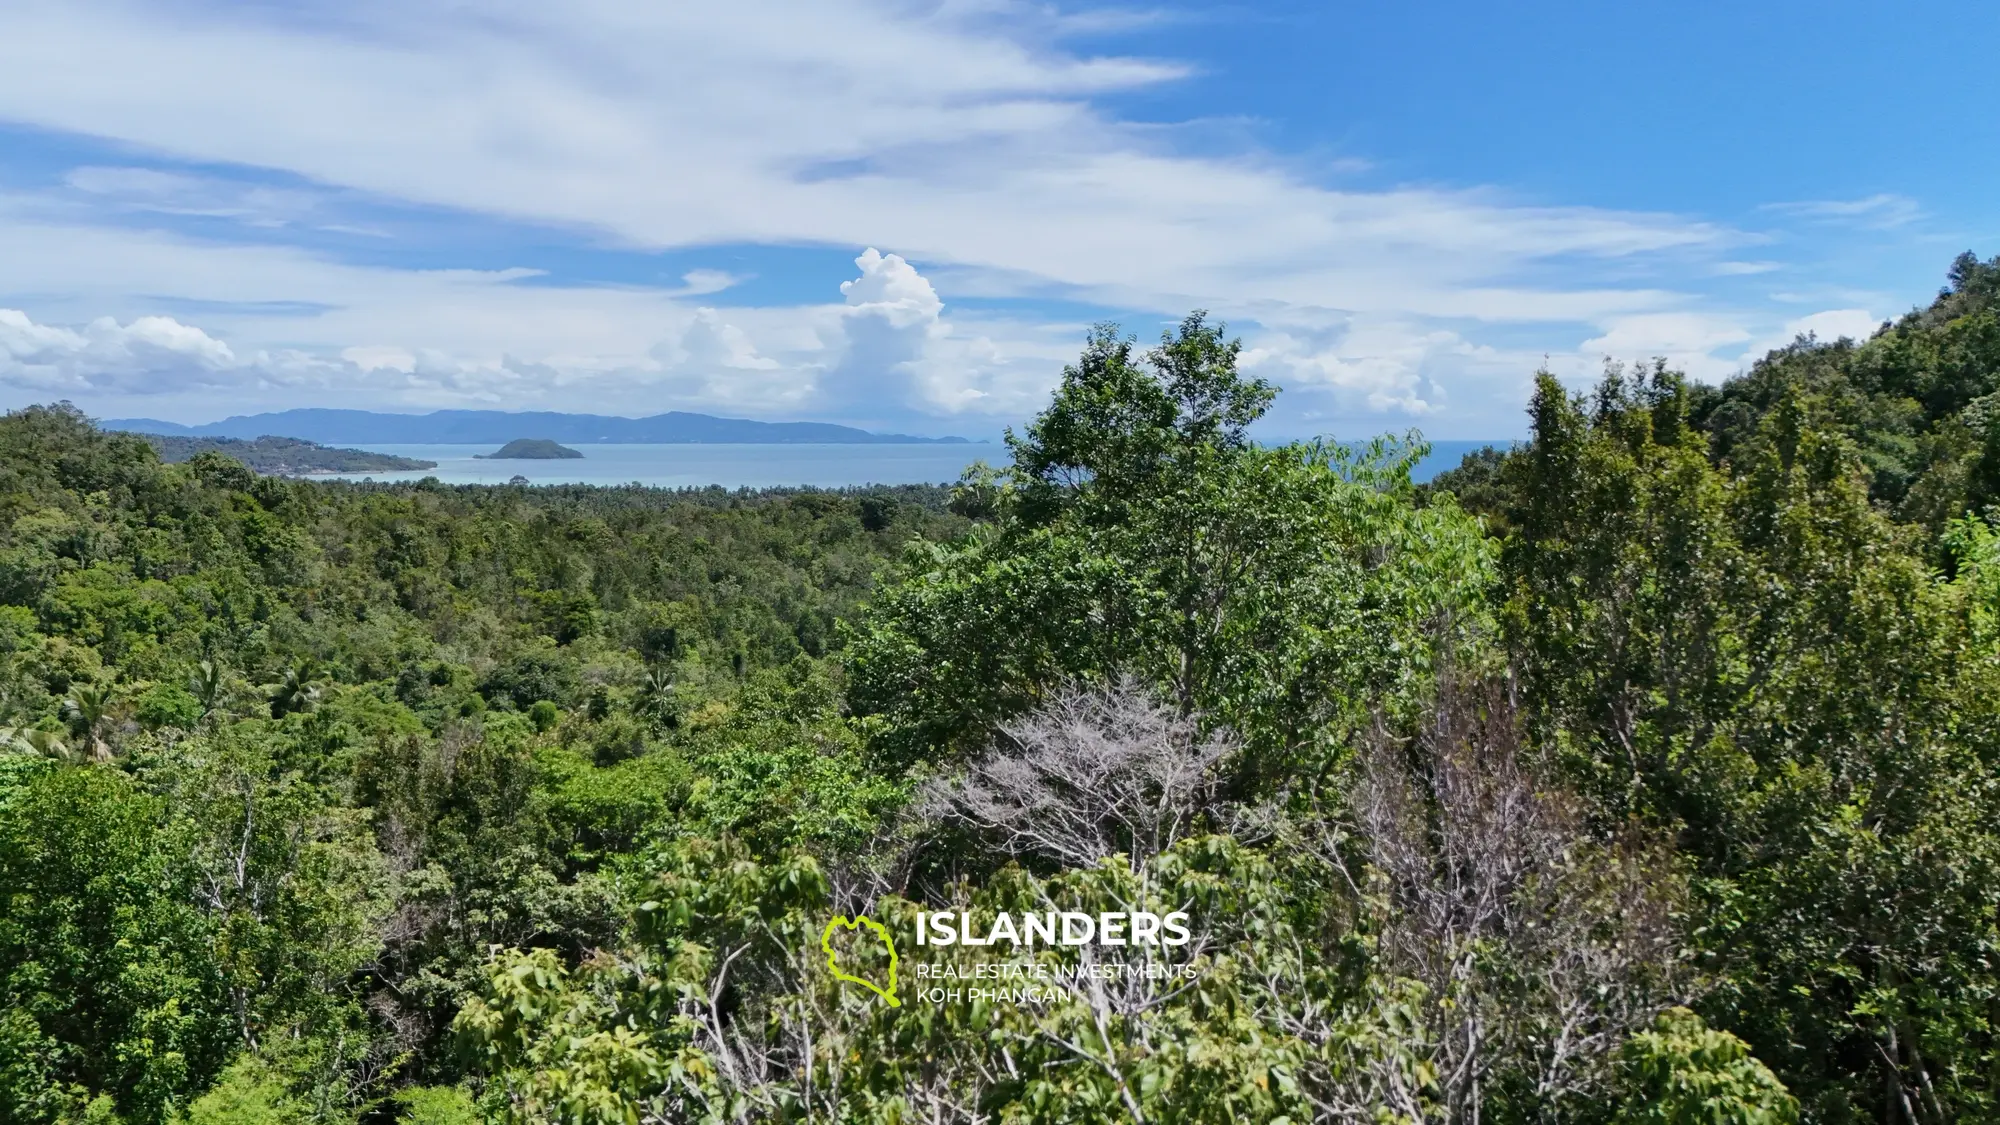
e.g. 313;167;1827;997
822;914;900;1007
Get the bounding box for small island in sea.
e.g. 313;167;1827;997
137;433;437;475
478;438;584;459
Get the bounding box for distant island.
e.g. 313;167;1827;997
477;438;582;460
102;408;975;445
137;434;438;475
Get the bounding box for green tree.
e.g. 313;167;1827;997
266;658;322;719
1614;1009;1798;1125
848;315;1495;781
1504;366;2000;1122
60;680;118;761
0;765;233;1125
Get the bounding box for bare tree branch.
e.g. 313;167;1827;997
919;677;1236;869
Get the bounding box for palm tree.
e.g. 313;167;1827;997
268;657;323;718
190;658;228;719
635;666;678;730
61;681;117;762
0;727;73;761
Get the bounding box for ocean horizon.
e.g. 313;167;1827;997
325;440;1507;488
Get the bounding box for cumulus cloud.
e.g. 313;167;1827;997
1577;312;1754;381
1241;318;1454;416
647;308;811;412
341;345;416;373
818;248;1075;420
1731;307;1882;368
1779;308;1882;344
0;246;1057;430
821;248;947;410
678;309;781;373
0;200;1886;440
0;308;237;391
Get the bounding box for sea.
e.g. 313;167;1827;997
326;440;1507;489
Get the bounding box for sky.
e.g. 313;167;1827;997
0;1;1995;440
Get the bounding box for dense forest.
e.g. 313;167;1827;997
3;252;1998;1125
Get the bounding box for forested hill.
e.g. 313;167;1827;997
1432;249;2000;535
137;433;438;475
4;259;2000;1125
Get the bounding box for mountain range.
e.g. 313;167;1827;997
100;408;972;445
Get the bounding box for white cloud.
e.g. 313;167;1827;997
823;248;1078;419
0;0;1730;326
1764;194;1924;230
0;0;1913;437
0;234;1066;431
823;248;946;409
341;345;416;373
1242;319;1450;416
1783;308;1882;343
646;308;811;412
0;308;237;391
677;310;781;373
677;270;743;296
1579;312;1752;356
1712;260;1782;276
62;165;323;227
1733;307;1881;368
1578;312;1754;380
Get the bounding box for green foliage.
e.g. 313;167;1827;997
135;682;202;730
0;764;232;1125
1614;1009;1798;1125
526;699;560;733
1417;442;1513;531
849;314;1495;780
18;257;2000;1123
1504;361;2000;1121
458;834;1399;1125
0;401;969;1115
392;1085;479;1125
173;1056;302;1125
138;434;435;476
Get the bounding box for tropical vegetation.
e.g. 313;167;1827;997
4;252;1999;1124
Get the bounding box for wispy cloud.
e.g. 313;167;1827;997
0;0;1875;435
64;165;328;228
676;270;745;296
1711;260;1783;276
1764;193;1925;230
0;1;1731;315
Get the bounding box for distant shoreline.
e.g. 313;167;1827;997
101;407;977;446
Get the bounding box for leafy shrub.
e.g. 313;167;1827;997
135;682;202;730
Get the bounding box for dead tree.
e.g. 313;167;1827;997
918;677;1236;870
1348;678;1685;1123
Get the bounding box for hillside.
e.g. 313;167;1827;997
102;408;974;445
136;433;437;474
1429;249;2000;537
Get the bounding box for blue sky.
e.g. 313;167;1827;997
0;1;1993;439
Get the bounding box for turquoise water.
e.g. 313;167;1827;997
329;440;1504;488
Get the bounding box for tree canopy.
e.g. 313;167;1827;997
6;253;2000;1124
